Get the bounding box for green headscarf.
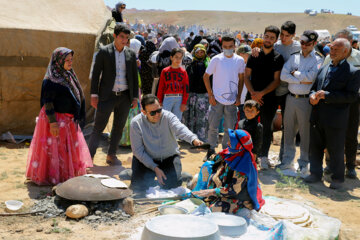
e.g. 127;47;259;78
192;44;210;67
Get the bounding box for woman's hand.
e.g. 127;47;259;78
192;189;216;197
50;122;59;137
180;104;187;112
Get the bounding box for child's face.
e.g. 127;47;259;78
244;106;259;120
170;52;183;67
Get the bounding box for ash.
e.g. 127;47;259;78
31;195;131;226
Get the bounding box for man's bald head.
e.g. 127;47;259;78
330;38;351;64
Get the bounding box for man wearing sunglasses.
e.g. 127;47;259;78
129;94;203;192
279;30;323;177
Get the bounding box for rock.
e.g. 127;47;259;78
45;230;52;234
65;204;89;219
87;215;101;221
36;228;43;232
122;197;134;216
95;210;101;215
15;229;23;233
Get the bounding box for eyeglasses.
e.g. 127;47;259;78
121;6;126;9
148;108;162;116
300;41;314;46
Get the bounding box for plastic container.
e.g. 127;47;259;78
158;205;188;215
204;213;247;237
5;200;23;211
141;215;221;240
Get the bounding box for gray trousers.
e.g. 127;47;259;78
207;101;237;149
282;95;311;168
88;91;131;158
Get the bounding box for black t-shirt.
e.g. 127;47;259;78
246;49;284;98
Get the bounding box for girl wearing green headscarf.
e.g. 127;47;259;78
182;44;211;142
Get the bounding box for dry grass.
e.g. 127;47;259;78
126;10;360;35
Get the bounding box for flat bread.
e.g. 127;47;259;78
262;201;307;220
101;178;128;189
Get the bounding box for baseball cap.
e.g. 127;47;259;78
300;30;318;43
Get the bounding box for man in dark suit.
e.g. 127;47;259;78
305;38;360;189
88;24;138;165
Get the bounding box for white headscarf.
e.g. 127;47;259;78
158;37;179;53
130;39;142;58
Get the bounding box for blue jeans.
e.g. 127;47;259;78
207;101;237;149
162;96;183;120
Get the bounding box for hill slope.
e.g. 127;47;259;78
125;10;360;35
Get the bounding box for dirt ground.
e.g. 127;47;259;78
0;132;359;240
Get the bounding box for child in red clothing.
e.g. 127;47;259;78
157;48;189;120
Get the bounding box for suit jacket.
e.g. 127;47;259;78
91;44;139;102
310;60;360;128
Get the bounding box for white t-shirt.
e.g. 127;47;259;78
206;53;245;105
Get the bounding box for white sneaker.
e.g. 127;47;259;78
260;157;269;170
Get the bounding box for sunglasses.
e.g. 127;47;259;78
148;108;162;116
300;41;314;46
121;6;126;9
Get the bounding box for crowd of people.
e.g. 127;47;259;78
25;2;360;215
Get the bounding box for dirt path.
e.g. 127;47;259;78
0;132;359;239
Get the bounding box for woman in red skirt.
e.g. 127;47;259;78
26;47;93;185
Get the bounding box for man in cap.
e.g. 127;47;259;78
305;38;360;189
279;30;323;177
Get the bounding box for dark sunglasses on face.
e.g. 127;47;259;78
121;6;126;9
149;108;162;116
300;41;314;46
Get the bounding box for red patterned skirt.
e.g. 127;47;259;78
26;107;93;185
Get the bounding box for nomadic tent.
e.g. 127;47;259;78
0;0;111;134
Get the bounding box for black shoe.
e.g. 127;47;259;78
203;149;215;162
345;169;357;179
118;169;133;180
304;174;322;183
181;172;193;182
329;180;343;189
323;166;332;175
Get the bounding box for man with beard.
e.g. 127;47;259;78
244;26;284;169
274;21;302;164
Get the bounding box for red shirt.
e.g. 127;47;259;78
157;66;189;104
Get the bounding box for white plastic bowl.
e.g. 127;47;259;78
5;200;23;211
141;215;221;240
204;213;247;237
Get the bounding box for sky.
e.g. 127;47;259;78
104;0;360;16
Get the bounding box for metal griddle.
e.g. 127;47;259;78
55;176;132;201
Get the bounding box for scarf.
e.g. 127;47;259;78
44;47;84;104
192;44;210;67
130;39;142;58
158;37;179;53
219;129;265;210
115;2;125;13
